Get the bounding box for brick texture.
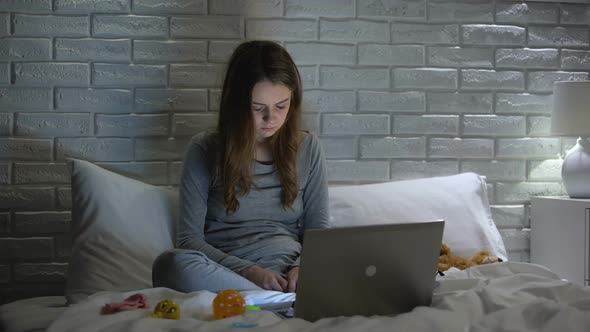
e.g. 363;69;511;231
55;0;130;13
0;39;51;61
13;15;89;37
0;0;588;301
133;0;204;14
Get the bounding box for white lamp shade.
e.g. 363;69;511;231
551;81;590;136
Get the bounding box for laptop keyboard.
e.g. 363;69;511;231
257;301;295;318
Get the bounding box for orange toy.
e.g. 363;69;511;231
213;290;247;320
438;243;503;272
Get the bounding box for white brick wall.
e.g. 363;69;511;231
0;37;51;60
0;0;587;302
13;14;89;36
496;48;559;69
287;0;354;17
360;136;426;158
94;15;168;38
394;68;458;89
94;63;166;86
359;91;424;112
54;0;130;13
133;0;205;14
14;63;89;86
429;46;493;68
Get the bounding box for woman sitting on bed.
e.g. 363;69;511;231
152;40;330;294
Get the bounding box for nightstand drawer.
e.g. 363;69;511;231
586;209;590;283
531;196;590;287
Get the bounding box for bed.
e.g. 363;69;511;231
4;263;590;332
0;296;67;332
2;159;588;332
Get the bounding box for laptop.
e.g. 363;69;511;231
259;220;445;321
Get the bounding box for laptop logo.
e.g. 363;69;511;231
365;265;377;277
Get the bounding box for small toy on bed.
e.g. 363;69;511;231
438;243;503;272
213;289;247;320
150;299;180;319
101;293;149;314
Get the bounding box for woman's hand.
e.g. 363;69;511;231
285;266;299;293
241;265;287;291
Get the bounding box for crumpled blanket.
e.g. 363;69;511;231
48;262;590;332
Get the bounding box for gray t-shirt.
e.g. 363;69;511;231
176;131;330;275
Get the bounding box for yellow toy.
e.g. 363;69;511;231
438;243;503;272
150;299;181;320
213;290;246;320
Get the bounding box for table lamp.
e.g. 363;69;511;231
551;81;590;198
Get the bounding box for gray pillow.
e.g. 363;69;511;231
65;159;177;304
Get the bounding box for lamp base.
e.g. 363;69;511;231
562;137;590;198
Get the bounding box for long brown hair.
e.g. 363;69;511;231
217;40;302;215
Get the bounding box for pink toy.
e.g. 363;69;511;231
101;293;149;314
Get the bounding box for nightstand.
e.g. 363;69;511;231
530;196;590;286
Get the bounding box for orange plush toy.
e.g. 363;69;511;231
213;290;247;320
438;243;503;272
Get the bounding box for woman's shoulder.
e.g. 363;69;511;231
190;130;219;151
299;130;322;154
300;130;320;144
185;131;220;173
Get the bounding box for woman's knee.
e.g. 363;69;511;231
153;249;207;273
152;249;205;287
152;249;175;273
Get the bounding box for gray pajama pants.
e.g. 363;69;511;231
152;249;262;293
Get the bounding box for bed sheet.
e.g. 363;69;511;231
46;262;590;332
0;296;68;332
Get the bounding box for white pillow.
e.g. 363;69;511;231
328;173;507;261
65;159;177;304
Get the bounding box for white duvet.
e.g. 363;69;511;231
48;262;590;332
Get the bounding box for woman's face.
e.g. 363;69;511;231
251;81;291;142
